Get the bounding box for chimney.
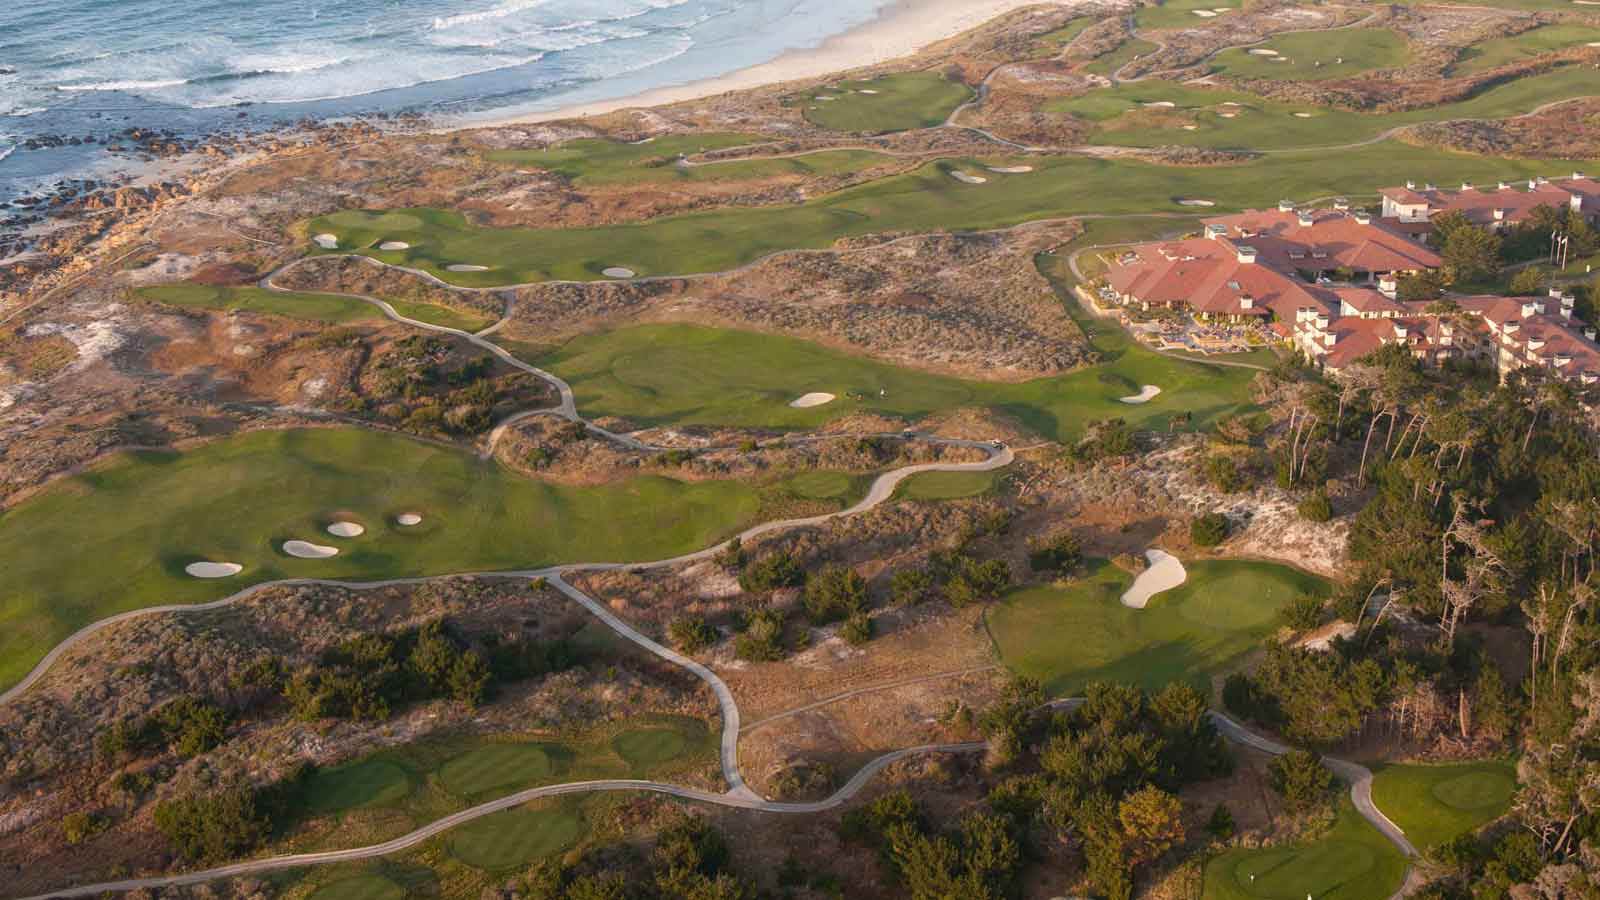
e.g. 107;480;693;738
1586;328;1597;341
1498;182;1511;191
1405;180;1416;190
1333;197;1350;210
1571;194;1583;212
1297;211;1315;227
1378;275;1398;298
1522;301;1541;318
1240;295;1255;309
1236;245;1258;264
1574;171;1585;180
1353;211;1371;225
1205;223;1227;240
1461;182;1473;191
1278;200;1295;212
1550;287;1565;298
1529;179;1539;190
1424;183;1436;191
1494;208;1507;221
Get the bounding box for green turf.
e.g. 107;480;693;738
799;72;974;133
485;133;891;186
1208;29;1410;81
0;427;806;690
1454;24;1600;74
1085;36;1162;76
380;298;496;333
1136;0;1242;31
527;321;1257;443
135;284;379;324
986;558;1328;695
895;469;1001;500
302;761;413;815
1204;796;1409;900
448;803;587;871
1050;67;1600;150
611;727;691;770
307;875;405;900
1369;761;1518;850
306;139;1582;286
782;470;857;500
438;744;555;800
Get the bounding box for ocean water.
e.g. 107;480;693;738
0;0;891;201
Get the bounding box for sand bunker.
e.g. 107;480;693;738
859;89;880;94
447;264;489;272
1193;9;1216;16
1143;100;1176;107
313;234;338;250
185;561;243;578
949;171;987;184
602;266;637;278
1292;112;1314;117
327;521;366;538
1178;199;1215;207
378;241;410;251
283;540;339;559
1120;549;1188;609
987;166;1034;174
1218;112;1238;118
789;392;836;408
1248;48;1279;56
1182;125;1198;130
396;513;424;526
1120;384;1163;403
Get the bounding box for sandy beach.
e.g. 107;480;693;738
480;0;1077;127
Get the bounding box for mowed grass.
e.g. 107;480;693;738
1369;760;1518;850
1208;28;1410;80
1454;24;1600;74
0;427;792;690
527;322;1258;443
437;744;556;801
485;133;891;186
612;728;689;771
800;72;974;133
1051;67;1600;150
986;558;1328;695
307;874;406;900
305;140;1581;285
1204;796;1408;900
1136;0;1242;31
449;802;587;871
896;469;1002;500
303;760;413;815
135;283;495;333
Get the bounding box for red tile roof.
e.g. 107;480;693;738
1383;177;1600;228
1204;209;1441;273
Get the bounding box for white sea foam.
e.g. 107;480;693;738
433;0;555;31
57;78;190;92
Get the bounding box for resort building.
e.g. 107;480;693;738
1380;174;1600;237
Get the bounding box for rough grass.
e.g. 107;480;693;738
1136;0;1242;31
1031;17;1093;57
1050;67;1600;150
448;802;587;871
800;72;973;133
985;558;1328;695
306;140;1580;285
1208;28;1411;81
1369;760;1518;850
1204;796;1408;900
485;133;890;186
1085;36;1162;76
0;428;794;690
526;322;1258;443
895;469;1001;500
1454;24;1600;74
135;284;493;332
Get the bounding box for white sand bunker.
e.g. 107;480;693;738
283;540;340;559
1292;112;1314;118
378;241;410;251
1219;112;1238;118
1193;9;1216;16
1588;41;1600;45
313;234;338;250
185;561;243;578
1182;125;1199;130
859;89;880;94
987;165;1034;174
602;266;636;278
949;171;988;184
1248;48;1279;56
1120;384;1163;403
327;521;366;538
1143;100;1176;107
447;264;489;272
396;513;424;526
789;392;836;408
814;95;837;101
1178;199;1215;207
1121;549;1188;609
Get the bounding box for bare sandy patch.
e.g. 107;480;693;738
1120;549;1187;609
185;561;243;578
283;540;339;559
789;392;836;408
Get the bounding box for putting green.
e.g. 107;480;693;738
896;469;1000;501
529;322;1257;443
438;744;555;799
1454;24;1600;74
611;727;690;769
0;427;797;691
986;558;1328;695
1204;797;1408;900
1051;67;1600;150
302;761;412;815
307;138;1581;285
307;875;405;900
783;470;856;500
449;805;587;871
1370;761;1517;849
1208;28;1410;81
485;133;891;187
801;72;974;133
